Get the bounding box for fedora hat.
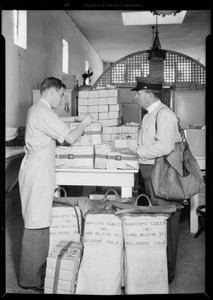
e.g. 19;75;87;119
131;76;163;91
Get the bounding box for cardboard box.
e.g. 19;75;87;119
88;105;98;113
44;277;75;293
78;106;88;114
102;126;113;134
107;118;120;126
98;89;108;98
44;287;71;294
107;97;119;105
122;125;139;134
101;134;112;142
45;241;83;294
99;112;109;120
94;144;138;170
111;139;138;150
78;98;88;106
99;119;108;127
88;90;98;98
98;105;108;112
45;268;74;281
84;123;102;133
112;126;122;134
108;111;120;119
79;91;89;98
109;104;120;112
88;98;98;105
98;97;108;105
107;89;119;97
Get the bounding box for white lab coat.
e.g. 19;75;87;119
19;99;70;229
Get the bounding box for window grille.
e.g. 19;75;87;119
93;50;206;89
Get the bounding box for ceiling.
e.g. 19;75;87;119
66;10;211;64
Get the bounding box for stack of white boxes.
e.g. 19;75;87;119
44;240;83;294
55;88;140;171
78;89;121;127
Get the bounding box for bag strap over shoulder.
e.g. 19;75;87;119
155;107;169;132
155;107;190;151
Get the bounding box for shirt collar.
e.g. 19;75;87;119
40;98;51;110
147;100;161;114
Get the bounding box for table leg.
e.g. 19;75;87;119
121;187;132;198
190;194;199;233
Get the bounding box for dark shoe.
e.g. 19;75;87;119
19;285;44;293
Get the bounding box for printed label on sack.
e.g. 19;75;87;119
123;216;167;248
83;215;123;247
50;207;81;237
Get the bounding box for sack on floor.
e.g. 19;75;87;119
49;187;83;254
122;213;169;294
75;213;123;295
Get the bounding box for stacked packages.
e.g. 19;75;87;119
55;145;94;169
78;89;121;127
94;144;139;170
44;240;83;294
69;122;102;146
106;124;139;149
55;88;140;170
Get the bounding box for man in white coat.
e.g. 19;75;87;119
18;77;93;292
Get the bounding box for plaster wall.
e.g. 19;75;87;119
2;10;104;127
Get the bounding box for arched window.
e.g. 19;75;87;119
93;50;206;89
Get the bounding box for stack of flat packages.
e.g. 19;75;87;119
44;240;83;294
78;89;121;126
69;122;102;146
103;124;139;146
94;143;139;170
55;145;94;169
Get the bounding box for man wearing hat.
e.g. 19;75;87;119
128;76;182;284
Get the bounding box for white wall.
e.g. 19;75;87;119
2;10;104;127
174;91;205;128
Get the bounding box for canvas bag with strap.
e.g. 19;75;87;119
151;107;204;202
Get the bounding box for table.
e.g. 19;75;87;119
190;157;205;233
5;147;25;193
55;168;138;198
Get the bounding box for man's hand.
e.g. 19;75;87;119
81;114;93;127
127;139;138;155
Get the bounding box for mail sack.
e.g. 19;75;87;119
122;214;169;294
75;213;123;295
